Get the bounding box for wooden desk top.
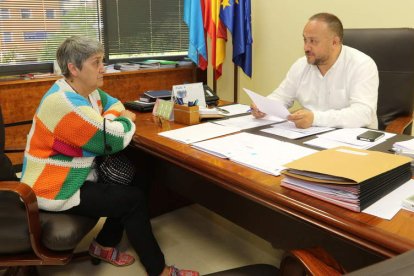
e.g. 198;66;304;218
131;112;414;258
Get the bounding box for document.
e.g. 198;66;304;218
304;128;395;149
192;132;316;176
243;88;290;120
158;122;240;144
261;121;334;139
214;103;251;116
363;179;414;220
213;114;282;130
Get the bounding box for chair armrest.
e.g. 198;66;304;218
279;247;345;276
385;115;413;134
0;181;44;256
4;148;25;154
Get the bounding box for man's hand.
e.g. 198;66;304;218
251;103;266;119
120;110;136;122
288;109;314;128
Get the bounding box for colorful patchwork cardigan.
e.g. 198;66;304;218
20;79;136;211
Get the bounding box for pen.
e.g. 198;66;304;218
215;107;230;114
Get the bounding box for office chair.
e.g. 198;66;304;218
204;247;345;275
0;104;99;275
343;28;414;134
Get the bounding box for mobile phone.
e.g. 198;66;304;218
356;130;385;142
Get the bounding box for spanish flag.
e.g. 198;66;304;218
202;0;227;79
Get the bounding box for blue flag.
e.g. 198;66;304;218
220;0;253;77
184;0;208;69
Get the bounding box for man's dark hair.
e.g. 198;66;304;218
309;13;344;42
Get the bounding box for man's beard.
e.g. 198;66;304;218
306;53;326;66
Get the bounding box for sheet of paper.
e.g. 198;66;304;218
158;122;240;144
243;88;290;119
213;114;283;130
215;103;251;116
305;128;395;149
261;121;334;139
363;179;414;220
192;132;317;176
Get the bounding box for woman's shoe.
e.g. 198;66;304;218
169;265;200;276
89;240;135;267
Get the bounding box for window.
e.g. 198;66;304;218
24;31;48;41
0;8;9;19
0;0;102;71
2;32;12;43
46;9;54;19
103;0;188;61
0;0;188;75
21;8;31;19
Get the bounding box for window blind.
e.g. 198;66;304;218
103;0;188;60
0;0;102;66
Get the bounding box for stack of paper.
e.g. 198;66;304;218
158;122;240;144
192;132;316;176
213;115;281;130
281;147;412;212
304;128;395;149
261;121;334;139
393;138;414;153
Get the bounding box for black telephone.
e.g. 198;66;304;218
203;85;220;106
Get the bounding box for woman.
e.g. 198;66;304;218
20;36;198;276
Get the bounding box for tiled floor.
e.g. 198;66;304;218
10;204;283;276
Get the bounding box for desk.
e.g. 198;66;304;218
130;112;414;271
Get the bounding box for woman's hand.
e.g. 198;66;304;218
120;110;136;122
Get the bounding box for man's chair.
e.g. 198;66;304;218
0;105;99;275
343;28;414;134
205;247;346;275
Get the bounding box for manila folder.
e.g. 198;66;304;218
283;146;412;184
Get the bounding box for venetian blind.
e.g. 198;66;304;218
103;0;188;60
0;0;103;66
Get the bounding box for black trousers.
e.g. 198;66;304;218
64;180;165;276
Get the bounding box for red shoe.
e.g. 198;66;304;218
89;240;135;267
169;265;200;276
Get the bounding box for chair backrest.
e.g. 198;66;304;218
0;104;5;152
0;105;17;181
343;28;414;133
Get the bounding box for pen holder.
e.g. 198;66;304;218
174;104;200;125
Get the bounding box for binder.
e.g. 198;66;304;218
281;146;412;211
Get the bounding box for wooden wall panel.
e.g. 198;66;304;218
0;66;199;165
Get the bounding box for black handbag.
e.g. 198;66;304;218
96;119;136;185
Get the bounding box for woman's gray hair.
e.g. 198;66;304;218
56;36;104;78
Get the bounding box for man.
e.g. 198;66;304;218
252;13;379;129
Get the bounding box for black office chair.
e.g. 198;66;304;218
204;247;346;276
343;28;414;134
0;104;99;275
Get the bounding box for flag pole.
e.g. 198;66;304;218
233;64;238;103
213;70;217;96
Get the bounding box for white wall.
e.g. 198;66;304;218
208;1;414;104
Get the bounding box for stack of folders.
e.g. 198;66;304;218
281;146;412;212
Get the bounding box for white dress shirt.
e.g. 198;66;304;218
267;45;379;129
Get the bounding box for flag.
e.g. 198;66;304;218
202;0;227;79
184;0;208;70
220;0;253;77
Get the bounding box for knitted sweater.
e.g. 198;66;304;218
21;79;136;211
